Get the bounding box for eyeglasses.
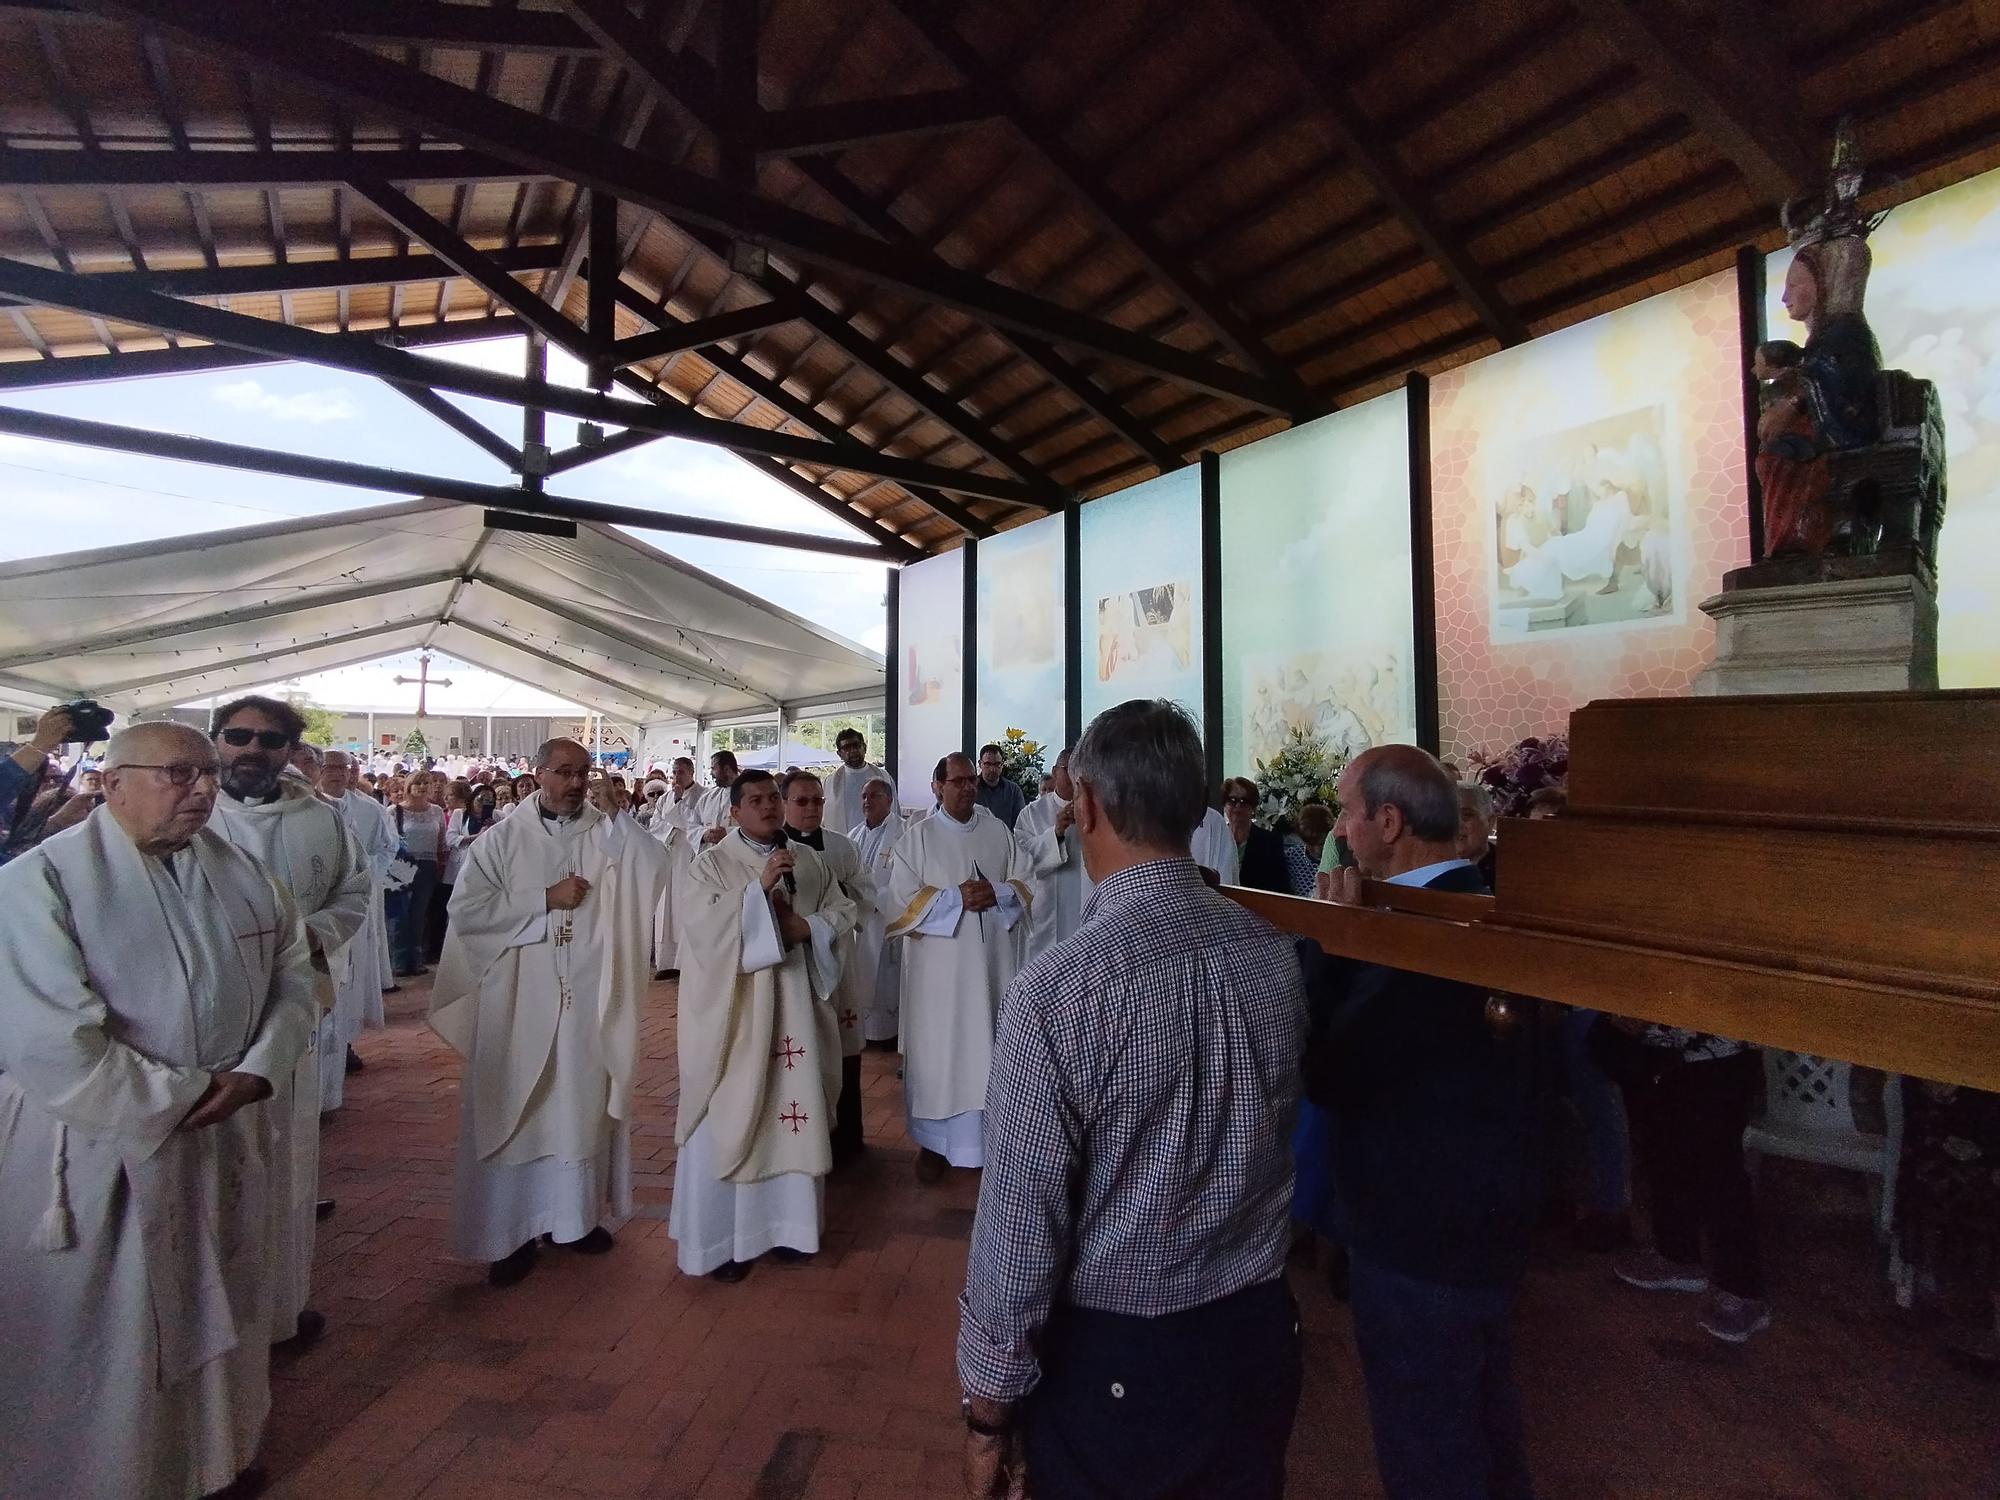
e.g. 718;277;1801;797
218;727;291;750
1223;795;1256;807
115;763;218;787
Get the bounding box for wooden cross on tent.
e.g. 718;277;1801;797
393;651;452;718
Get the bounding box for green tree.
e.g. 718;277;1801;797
287;695;340;747
402;726;431;761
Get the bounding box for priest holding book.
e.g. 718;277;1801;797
885;752;1032;1181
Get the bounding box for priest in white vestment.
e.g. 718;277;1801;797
0;722;316;1500
822;727;893;837
692;749;741;846
650;757;701;976
1192;802;1239;885
781;769;875;1166
206;699;369;1350
318;750;397;1109
669;770;855;1280
1015;747;1092;961
848;776;905;1046
883;753;1031;1180
430;738;670;1286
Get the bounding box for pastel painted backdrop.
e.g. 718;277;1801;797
973;513;1066;754
1077;466;1205;735
1768;165;2000;689
895;548;962;802
1219;387;1417;779
1430;268;1749;765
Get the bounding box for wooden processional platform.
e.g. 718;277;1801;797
1229;690;2000;1090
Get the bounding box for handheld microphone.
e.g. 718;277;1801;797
770;826;798;894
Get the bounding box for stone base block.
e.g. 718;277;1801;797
1695;571;1938;697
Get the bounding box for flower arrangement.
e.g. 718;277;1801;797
988;726;1048;800
1251;728;1346;831
1470;732;1570;817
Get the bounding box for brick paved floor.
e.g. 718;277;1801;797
265;976;1999;1499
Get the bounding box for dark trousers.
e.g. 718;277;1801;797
1621;1048;1763;1297
425;878;454;963
1347;1255;1534;1500
831;1053;863;1163
393;858;437;974
1022;1279;1300;1500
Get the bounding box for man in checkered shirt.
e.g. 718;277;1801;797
956;698;1308;1500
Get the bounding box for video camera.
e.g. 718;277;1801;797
58;699;114;743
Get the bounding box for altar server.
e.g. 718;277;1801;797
207;697;370;1349
669;770;855;1280
0;722;316;1500
885;752;1032;1179
1014;747;1090;960
430;738;669;1285
850;775;905;1046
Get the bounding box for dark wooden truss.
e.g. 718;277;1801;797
0;0;1996;556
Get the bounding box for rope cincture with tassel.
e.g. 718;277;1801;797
34;1120;76;1252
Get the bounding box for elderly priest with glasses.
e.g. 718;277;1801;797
0;721;317;1500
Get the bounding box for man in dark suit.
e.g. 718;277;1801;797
1307;745;1539;1500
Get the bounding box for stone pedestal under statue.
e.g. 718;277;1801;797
1694;551;1937;696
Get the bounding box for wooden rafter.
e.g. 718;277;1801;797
1587;0;1819;206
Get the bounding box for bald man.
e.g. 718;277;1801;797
0;723;317;1500
430;737;672;1286
1309;744;1540;1500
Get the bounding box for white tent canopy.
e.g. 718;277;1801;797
0;498;884;723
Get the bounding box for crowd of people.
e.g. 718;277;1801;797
0;696;1992;1500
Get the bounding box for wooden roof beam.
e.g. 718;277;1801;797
1242;0;1529;348
609;300;797;368
754;86;1003;159
881;0;1306;405
0;401;911;564
352;175;598;365
608;278;998;538
85;245;564;300
0;146;547;190
0;255;1041;506
1586;0;1819;205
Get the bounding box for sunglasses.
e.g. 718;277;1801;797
1223;795;1256;807
218;727;292;750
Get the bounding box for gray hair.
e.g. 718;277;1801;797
292;742;325;770
1352;747;1459;842
1458;782;1495;821
1069;698;1206;852
862;773;894;795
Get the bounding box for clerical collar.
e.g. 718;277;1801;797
539;804;581;826
738;829;780;855
783;825;824;850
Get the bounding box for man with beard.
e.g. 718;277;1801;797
429;738;671;1286
822;728;892;838
206;697;370;1351
0;721;317;1500
695;749;740;846
781;770;875;1167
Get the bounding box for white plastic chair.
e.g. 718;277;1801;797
1741;1051;1903;1240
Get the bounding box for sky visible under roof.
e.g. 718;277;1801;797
0;334;890;711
